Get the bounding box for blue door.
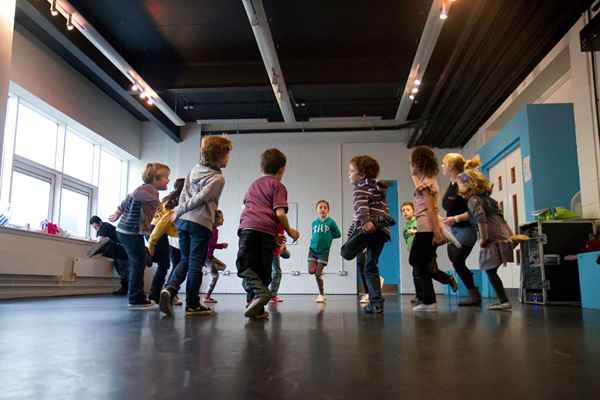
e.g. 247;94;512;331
357;180;400;291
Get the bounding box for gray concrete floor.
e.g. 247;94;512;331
0;294;599;400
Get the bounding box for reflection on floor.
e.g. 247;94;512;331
1;294;599;399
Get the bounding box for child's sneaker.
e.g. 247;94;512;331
315;295;326;303
412;303;438;312
128;299;155;310
204;296;218;303
159;289;174;316
173;295;183;306
87;237;111;257
185;305;215;317
488;302;512;311
271;295;283;303
364;303;383;314
251;311;270;320
245;295;271;318
359;294;369;304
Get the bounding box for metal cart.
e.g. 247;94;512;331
519;219;597;305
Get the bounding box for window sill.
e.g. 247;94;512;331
0;225;95;246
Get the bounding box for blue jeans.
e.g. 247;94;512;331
342;230;387;306
117;232;147;304
165;220;212;308
270;256;282;295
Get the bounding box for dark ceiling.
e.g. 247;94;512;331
15;0;596;146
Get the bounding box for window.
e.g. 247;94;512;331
97;150;124;220
60;187;91;238
0;93;129;239
14;103;59;169
9;170;52;228
63;129;94;184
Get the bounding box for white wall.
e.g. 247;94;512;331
136;123;468;295
9;25;142;158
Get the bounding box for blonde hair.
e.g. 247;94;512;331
201;135;232;168
142;163;170;184
443;153;481;173
458;168;493;195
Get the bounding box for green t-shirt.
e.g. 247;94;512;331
310;217;341;255
402;217;418;249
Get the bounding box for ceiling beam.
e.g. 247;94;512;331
242;0;296;123
16;0;182;142
395;0;452;121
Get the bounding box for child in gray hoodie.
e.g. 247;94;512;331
159;136;232;317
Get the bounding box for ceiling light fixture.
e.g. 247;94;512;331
131;83;139;92
139;92;147;99
66;14;74;31
409;95;415;100
50;0;59;16
411;87;419;94
147;98;154;106
414;79;421;86
440;0;449;19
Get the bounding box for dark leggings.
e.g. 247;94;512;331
448;243;476;290
486;267;508;303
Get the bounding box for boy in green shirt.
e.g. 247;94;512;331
308;200;342;303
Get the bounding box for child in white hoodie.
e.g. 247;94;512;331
159;136;232;317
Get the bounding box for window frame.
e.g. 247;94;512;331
1;91;129;239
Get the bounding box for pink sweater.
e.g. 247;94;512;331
207;227;226;258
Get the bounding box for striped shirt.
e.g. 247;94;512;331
348;178;391;239
116;184;160;235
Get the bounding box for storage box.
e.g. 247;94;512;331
577;251;600;310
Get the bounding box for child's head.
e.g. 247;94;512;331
348;155;379;184
163;178;185;210
142;162;170;190
215;210;224;226
442;153;481;176
400;202;414;221
457;169;493;198
261;148;287;179
89;216;102;231
315;200;330;218
201;135;232;169
410;146;438;177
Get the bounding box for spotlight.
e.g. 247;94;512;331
147;97;154;106
139;92;147;99
409;95;415;100
50;0;59;16
411;87;419;94
67;14;74;30
441;1;449;19
415;79;421;86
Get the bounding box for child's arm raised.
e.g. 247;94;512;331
276;208;299;242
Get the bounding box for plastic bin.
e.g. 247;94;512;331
577;251;600;310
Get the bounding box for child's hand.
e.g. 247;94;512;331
108;212;119;222
433;229;446;245
443;216;456;226
288;228;300;242
362;221;376;233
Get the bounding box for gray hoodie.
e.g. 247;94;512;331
175;164;225;231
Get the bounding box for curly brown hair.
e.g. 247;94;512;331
201;135;232;168
261;148;287;175
411;146;439;177
350;155;380;179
